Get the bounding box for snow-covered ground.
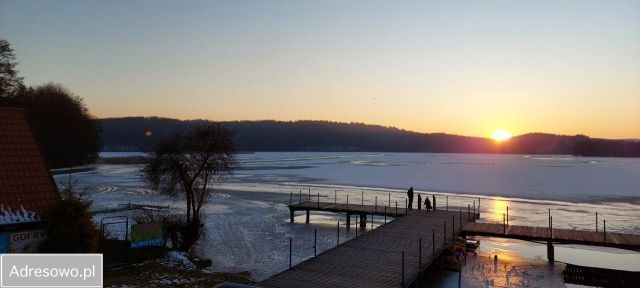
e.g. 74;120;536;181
58;152;640;281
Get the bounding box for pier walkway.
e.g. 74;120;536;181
259;197;639;288
260;209;469;288
462;222;640;250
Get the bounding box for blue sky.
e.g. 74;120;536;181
1;0;639;138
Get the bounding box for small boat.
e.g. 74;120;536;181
466;240;480;252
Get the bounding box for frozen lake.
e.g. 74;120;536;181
66;152;640;281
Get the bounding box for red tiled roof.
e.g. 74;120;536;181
0;107;59;220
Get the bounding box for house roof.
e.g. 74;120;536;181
0;107;59;224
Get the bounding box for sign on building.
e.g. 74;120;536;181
131;221;163;248
9;230;45;253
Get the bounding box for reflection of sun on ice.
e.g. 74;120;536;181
491;129;512;142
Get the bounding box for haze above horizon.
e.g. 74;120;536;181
1;0;639;139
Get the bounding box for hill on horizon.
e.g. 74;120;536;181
99;117;640;157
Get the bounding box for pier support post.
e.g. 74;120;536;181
433;195;436;211
547;241;554;263
360;213;367;227
452;215;455;239
444;220;447;244
432;228;436;263
346;213;351;231
401;251;405;287
290;210;294;223
336;222;340;246
305;209;310;223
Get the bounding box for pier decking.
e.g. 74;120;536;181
259;198;640;288
260;209;468;288
462;222;640;250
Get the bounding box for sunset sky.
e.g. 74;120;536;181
1;0;639;139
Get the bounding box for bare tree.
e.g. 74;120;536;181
142;124;237;251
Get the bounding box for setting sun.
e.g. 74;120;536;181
492;129;512;142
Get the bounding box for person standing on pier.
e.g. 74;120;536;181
417;194;422;210
424;196;432;211
407;186;414;210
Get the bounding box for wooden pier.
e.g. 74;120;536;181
462;222;640;250
289;201;411;227
258;196;640;288
261;209;469;288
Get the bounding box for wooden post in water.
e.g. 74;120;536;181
371;211;374;229
596;212;598;232
308;189;311;202
506;206;509;226
478;198;481;218
433;195;436;211
290;192;292;205
452;215;455;239
388;192;391;207
467;204;471;222
290;210;294;223
444;220;447;245
384;206;387;223
314;229;317;257
419;238;422;269
604;219;607;243
336;222;340;247
299;190;302;203
401;251;405;287
334;190;337;204
306;209;310;223
375;196;378;212
503;213;506;234
317;193;319;208
548;209;551;238
346;213;350;231
473;201;475;218
355;217;358;238
446;195;449;211
432;228;436;262
347;195;349;210
362;190;364;206
395;201;398;217
289;237;292;268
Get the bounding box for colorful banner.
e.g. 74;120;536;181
131;221;163;248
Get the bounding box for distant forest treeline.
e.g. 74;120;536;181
100;117;640;157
